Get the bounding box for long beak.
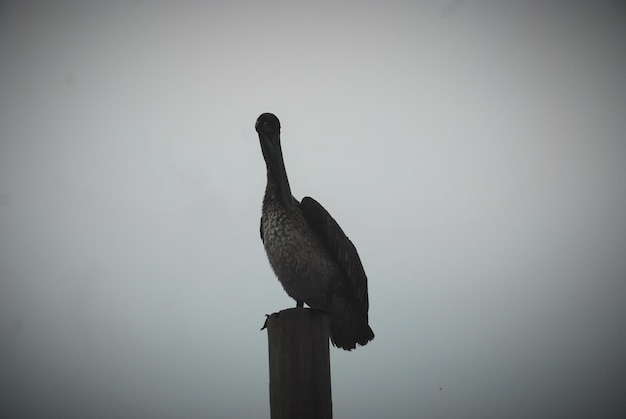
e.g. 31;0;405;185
260;132;296;212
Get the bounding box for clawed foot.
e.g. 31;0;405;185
261;314;270;330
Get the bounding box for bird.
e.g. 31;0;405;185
255;112;374;350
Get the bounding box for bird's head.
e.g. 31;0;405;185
255;113;282;167
255;112;281;136
255;113;295;211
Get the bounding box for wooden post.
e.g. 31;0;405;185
266;308;332;419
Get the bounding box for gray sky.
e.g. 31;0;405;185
1;1;625;418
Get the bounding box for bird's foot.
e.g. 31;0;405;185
296;300;304;309
261;314;270;330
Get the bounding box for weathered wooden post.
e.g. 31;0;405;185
265;308;332;419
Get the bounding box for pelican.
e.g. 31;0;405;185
255;113;374;350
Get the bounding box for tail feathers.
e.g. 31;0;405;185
329;315;374;351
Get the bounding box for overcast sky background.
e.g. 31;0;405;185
1;1;625;418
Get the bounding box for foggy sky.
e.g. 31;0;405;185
1;1;625;418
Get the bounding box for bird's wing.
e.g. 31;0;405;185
299;196;369;313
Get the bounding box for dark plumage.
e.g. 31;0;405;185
255;112;374;350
